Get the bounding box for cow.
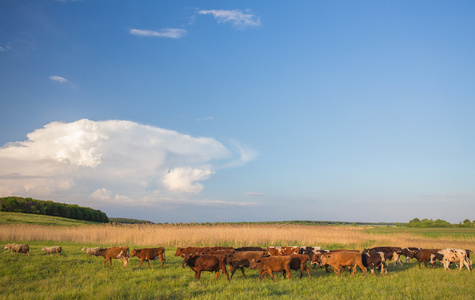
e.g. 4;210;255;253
299;246;321;255
430;249;472;271
227;250;267;278
3;243;29;255
183;254;230;282
264;247;283;256
313;250;360;273
81;247;103;256
362;251;386;276
320;251;367;278
130;247;165;269
364;247;404;269
281;246;300;255
406;248;440;269
249;256;292;282
42;246;62;256
401;247;421;263
96;247;130;267
175;247;209;258
285;254;311;279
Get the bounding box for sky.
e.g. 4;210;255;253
1;1;475;223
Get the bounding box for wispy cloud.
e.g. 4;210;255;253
49;76;68;83
198;116;215;121
244;192;264;197
197;9;261;29
130;28;187;39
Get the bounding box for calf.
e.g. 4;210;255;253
42;246;62;256
249;256;292;282
227;250;266;278
286;254;311;279
3;243;29;255
183;254;230;282
362;252;386;276
430;249;472;271
409;248;440;269
130;247;165;269
96;247;130;268
320;251;367;278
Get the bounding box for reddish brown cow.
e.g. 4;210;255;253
265;247;283;256
174;247;210;257
285;254;311;279
281;246;300;255
407;248;441;269
96;247;130;267
130;247;166;269
227;250;267;278
183;254;230;282
249;256;292;282
320;251;367;278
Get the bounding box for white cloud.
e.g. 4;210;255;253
244;192;264;197
130;28;187;39
0;119;256;209
197;9;261;29
50;76;68;83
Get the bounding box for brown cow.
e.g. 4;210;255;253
264;247;283;256
96;247;130;267
175;247;210;257
234;247;264;252
362;251;387;276
130;247;165;269
285;254;311;279
407;248;440;269
227;250;266;278
320;251;367;278
249;256;292;282
281;246;300;255
183;254;230;282
401;247;421;263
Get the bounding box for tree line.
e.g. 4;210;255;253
396;218;475;228
0;196;109;223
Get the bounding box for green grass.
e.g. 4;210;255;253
0;212;99;226
1;241;474;299
366;226;475;240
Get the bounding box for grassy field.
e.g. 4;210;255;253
0;211;99;226
1;241;474;299
1;214;474;299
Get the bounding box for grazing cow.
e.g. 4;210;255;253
81;247;103;256
183;254;230;282
407;248;440;269
401;247;421;263
430;249;472;271
130;247;166;269
320;251;367;278
249;256;292;282
234;247;263;252
364;247;404;269
285;254;311;279
362;252;387;276
42;246;62;256
3;243;29;255
227;250;266;278
96;247;130;268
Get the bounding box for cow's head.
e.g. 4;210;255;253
249;258;260;269
130;249;138;257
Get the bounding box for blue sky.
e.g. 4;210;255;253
1;0;474;223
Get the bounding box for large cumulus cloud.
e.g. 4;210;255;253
0;119;257;209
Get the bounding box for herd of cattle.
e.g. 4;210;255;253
3;243;473;282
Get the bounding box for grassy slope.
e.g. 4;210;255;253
0;241;474;299
0;211;99;226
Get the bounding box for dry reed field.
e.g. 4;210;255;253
2;223;475;250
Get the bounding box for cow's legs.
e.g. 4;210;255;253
240;267;246;279
214;271;220;281
147;260;151;268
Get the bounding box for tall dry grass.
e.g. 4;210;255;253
1;224;474;249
